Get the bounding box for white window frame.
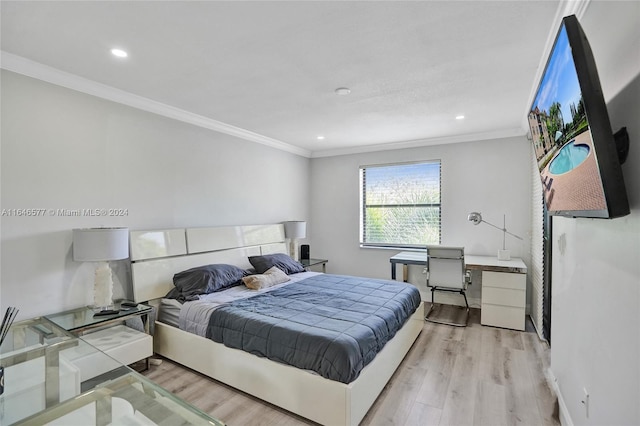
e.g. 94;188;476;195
359;160;442;249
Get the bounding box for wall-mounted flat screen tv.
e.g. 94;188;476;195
528;15;629;218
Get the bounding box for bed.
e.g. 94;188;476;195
130;224;424;426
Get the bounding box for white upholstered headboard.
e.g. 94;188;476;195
130;224;287;302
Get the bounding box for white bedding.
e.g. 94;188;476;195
158;271;321;336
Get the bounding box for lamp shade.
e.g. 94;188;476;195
283;221;306;239
73;228;129;261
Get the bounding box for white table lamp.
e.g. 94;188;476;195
73;227;129;311
467;212;522;260
283;221;306;261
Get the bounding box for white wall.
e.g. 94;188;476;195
309;136;532;306
0;71;310;320
549;2;640;425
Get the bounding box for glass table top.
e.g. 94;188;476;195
45;304;153;333
300;258;327;267
15;371;223;426
0;317;223;426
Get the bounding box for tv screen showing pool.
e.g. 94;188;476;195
527;18;608;217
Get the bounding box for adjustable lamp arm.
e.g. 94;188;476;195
467;212;523;250
480;219;523;240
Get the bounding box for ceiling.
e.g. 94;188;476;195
1;1;564;157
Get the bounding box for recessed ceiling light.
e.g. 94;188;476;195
334;87;351;96
317;136;325;140
456;115;465;120
111;48;128;58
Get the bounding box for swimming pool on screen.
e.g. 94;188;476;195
549;140;590;174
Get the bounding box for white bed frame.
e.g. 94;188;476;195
130;224;424;426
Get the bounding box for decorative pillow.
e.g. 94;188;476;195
242;266;290;290
248;253;305;275
172;264;248;300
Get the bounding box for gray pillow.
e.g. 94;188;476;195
248;253;305;275
171;264;248;300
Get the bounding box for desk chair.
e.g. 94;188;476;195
425;245;471;327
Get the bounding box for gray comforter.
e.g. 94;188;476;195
207;274;421;383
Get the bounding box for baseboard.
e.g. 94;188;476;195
546;367;574;426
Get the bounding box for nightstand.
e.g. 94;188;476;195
301;258;328;273
44;303;153;370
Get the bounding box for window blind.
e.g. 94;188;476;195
360;160;441;248
530;144;545;339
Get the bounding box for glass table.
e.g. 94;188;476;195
0;317;224;425
45;304;154;371
300;258;328;273
45;304;153;335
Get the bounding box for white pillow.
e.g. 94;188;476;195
242;266;290;290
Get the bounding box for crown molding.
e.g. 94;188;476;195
0;51;312;158
1;51;532;161
310;128;527;158
562;0;590;20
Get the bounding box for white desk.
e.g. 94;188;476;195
464;255;527;273
390;252;527;330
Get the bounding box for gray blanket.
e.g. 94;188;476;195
207;274;421;383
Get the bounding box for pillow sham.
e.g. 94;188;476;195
172;263;248;300
242;266;290;290
248;253;305;275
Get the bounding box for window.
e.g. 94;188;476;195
359;160;441;248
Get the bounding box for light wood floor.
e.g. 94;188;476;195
140;306;559;426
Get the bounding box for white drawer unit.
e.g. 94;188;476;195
481;271;526;330
81;325;153;367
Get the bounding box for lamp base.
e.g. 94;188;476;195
497;249;511;261
289;239;299;261
93;261;115;310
